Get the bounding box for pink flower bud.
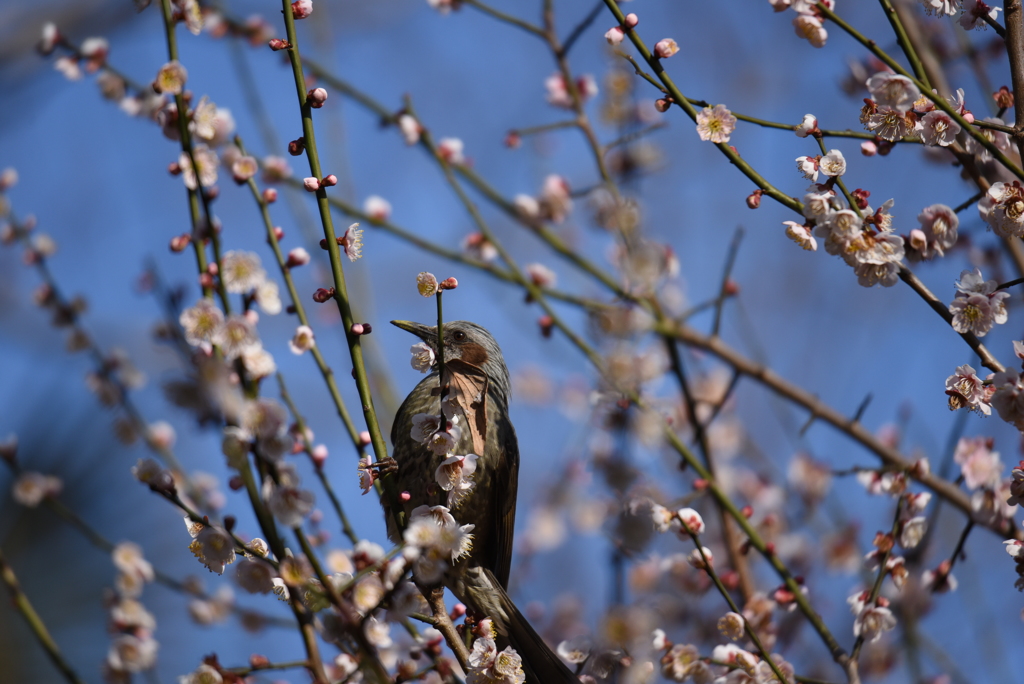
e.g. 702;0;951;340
350;323;365;335
288;138;305;156
655;98;671;113
291;0;313;19
273;226;285;240
307;87;328;108
605;26;625;45
400;491;411;501
303;176;320;192
654;38;679;59
964;111;975;124
199;273;215;289
312;287;335;303
168;162;182;175
359;431;371;446
206;262;219;276
450;604;467;619
439;276;459;290
746;189;763;209
287;247;310;267
311;443;328;467
228;475;244;491
505;131;521;148
860;140;878;157
538;314;554;338
169;234;191;252
268;38;292;51
263;188;278;203
624;13;639;28
320;174;338;187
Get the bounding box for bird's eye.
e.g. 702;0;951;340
453;330;466;342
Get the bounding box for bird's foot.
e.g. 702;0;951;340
370;457;399;475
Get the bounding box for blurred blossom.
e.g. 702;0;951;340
12;471;62;507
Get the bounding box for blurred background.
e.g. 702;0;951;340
0;1;1021;682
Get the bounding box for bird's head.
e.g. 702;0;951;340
391;319;510;395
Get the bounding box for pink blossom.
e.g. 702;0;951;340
919;110;960;146
945;364;992;415
437;137;465;164
695;104;736;144
291;0;313;19
654;39;679;59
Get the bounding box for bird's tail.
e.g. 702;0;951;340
482;569;580;684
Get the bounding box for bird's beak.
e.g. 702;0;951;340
390;320;435;343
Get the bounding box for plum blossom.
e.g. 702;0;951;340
435;454;478;508
289;325;316;355
867;72;921;112
179;145;218;190
919;0;960;15
107;634;158;673
695;104;736;144
467;638;525;684
661;643;701;681
948;269;1008;336
919;110;960;146
363;195;391;221
539;175;573;223
785;221;818;251
213;314;260;360
945;364;993;414
417;272;439;297
965;117;1011;162
220;251;266;293
340;223;363;261
908;203;958;260
410;342;435;372
794;113;818;137
953;436;1003;490
980;181;1024;238
544;73;599;108
398;114;421;145
864;106;913;141
793;14;827;47
264;473;315;528
437;138;465;164
853;603;897;642
796;155;821;182
404;505;474;582
819;149;846;176
12;472;63;507
653;39;679;59
189;524;236;574
960;0;1001;29
154;60;187;94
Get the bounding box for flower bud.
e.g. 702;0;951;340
268;38;292;51
505;131;521;149
605;26;625;45
994;85;1014;110
746;189;762;209
291;0;313;19
199;273;215;289
303;176;320;192
624;13;639;28
538;314;554;338
307;87;328;108
439;277;458;290
312;287;335;303
169;233;192;252
860;140;878;157
320;174;338;187
359;431;371;446
311;443;328;468
350;323;366;335
654;38;679;59
287;247;310;267
168;162;182;175
288;138;305;156
263;188;278;203
654;98;671;113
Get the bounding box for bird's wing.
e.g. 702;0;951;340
444;359;489;456
492;412;519;589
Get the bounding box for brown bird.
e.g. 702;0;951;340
388;320;578;683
